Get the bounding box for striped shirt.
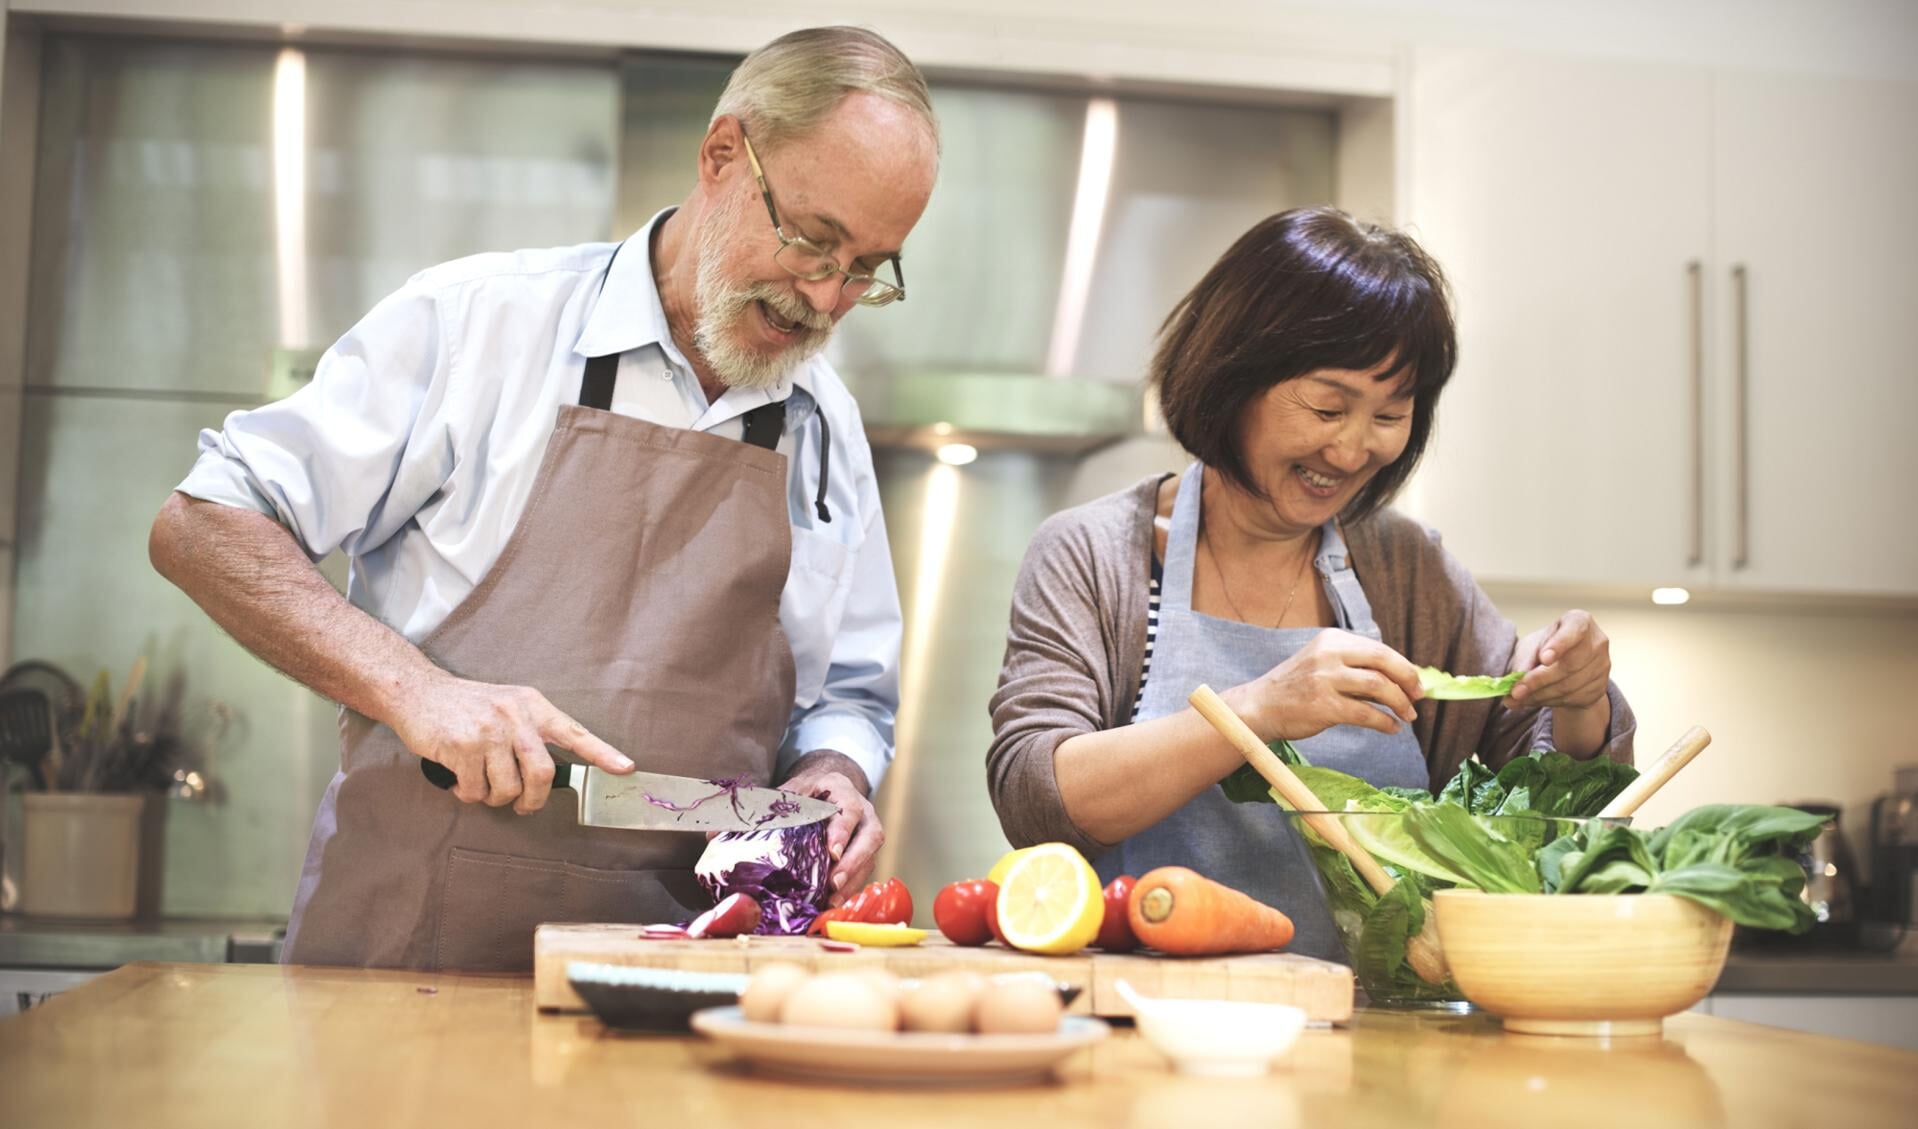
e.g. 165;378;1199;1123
1129;557;1164;722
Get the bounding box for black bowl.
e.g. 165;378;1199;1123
567;962;750;1032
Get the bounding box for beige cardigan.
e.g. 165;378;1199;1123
985;474;1636;858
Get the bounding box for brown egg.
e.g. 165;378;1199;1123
853;967;903;1004
779;971;899;1032
740;962;811;1024
899;971;987;1033
975;978;1064;1035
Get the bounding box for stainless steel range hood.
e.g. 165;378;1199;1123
858;372;1139;455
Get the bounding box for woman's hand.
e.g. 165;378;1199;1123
1506;609;1613;758
1506;609;1611;710
1226;628;1424;741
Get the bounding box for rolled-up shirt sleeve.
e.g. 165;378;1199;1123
176;282;445;561
780;463;900;792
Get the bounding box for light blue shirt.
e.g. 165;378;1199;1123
178;210;901;788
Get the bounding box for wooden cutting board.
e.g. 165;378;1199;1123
533;924;1354;1023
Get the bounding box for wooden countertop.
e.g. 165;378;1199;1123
4;962;1915;1129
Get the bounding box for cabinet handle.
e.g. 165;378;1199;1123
1731;264;1750;570
1687;260;1704;568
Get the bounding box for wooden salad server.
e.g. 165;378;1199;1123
1596;726;1712;820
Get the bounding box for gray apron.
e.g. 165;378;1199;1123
282;331;797;971
1096;463;1426;963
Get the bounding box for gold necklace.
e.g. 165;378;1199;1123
1202;519;1317;629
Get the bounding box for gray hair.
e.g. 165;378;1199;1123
713;26;939;156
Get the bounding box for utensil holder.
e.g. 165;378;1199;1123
21;793;146;919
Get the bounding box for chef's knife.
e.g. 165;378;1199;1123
420;753;836;832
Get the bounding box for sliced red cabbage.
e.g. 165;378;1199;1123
694;824;833;935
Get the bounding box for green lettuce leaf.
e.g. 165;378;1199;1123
1403;805;1542;893
1417;666;1524;700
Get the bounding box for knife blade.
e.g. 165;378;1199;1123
419;751;836;833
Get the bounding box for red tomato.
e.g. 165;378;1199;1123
933;879;999;946
836;877;915;926
1095;875;1140;952
872;877;914;925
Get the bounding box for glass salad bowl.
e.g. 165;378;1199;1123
1281;810;1617;1008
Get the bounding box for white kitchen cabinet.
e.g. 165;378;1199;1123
1400;47;1714;590
1709;71;1918;595
1402;48;1918;598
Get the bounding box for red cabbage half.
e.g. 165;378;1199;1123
694;823;833;935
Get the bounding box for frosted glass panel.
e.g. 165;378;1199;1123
12;394;341;916
13;35;621;917
27;37;618;396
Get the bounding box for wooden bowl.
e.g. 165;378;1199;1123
1432;890;1733;1037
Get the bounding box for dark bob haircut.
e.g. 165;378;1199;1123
1150;206;1457;523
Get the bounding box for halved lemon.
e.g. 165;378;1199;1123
986;846;1036;886
824;921;928;947
995;843;1104;955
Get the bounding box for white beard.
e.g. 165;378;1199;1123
690;193;835;391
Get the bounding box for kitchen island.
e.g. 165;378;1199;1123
3;962;1913;1128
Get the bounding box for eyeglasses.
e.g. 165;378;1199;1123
739;125;907;308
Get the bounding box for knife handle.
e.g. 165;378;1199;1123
419;747;587;791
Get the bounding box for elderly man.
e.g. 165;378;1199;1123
148;27;939;970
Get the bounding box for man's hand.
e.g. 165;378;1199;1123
393;672;634;813
779;750;881;904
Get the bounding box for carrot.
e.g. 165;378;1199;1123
1125;866;1295;955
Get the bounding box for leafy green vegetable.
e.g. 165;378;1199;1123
1543;806;1829;931
1346;810;1473;886
1491;751;1638;819
1404;805;1543;894
1417;666;1524;700
1218;733;1824;1004
1219;740;1418;813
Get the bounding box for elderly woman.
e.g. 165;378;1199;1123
986;207;1634;962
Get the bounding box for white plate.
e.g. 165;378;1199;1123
689;1006;1109;1087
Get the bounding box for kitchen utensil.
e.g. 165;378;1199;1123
421;758;837;833
1867;765;1918;947
565;962;749;1031
0;690;53;790
1797;803;1857;931
1187;684;1450;987
689;1005;1110;1086
1432;889;1732;1037
107;656;146;738
1745;800;1857;949
531;926;1355;1021
1112;978;1306;1077
1596;725;1712;819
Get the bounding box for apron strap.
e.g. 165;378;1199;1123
740;401;787;451
579;352;619;411
1317;522;1383;641
577;355;786;454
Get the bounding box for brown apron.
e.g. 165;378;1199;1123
282;346;798;971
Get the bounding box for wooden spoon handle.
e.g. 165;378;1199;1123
1189;684;1399;897
1597;725;1711;819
